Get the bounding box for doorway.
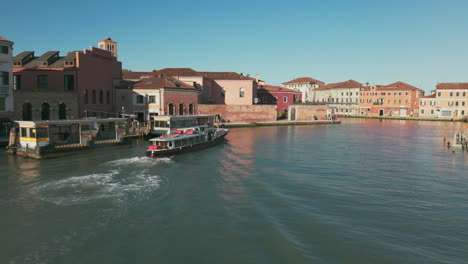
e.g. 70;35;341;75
379;109;384;116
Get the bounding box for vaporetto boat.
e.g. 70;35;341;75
146;125;228;158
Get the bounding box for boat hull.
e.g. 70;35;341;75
146;133;227;158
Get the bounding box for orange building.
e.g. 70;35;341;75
359;82;424;117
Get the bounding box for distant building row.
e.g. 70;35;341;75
283;76;468;119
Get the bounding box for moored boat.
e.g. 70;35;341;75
146;125;228;158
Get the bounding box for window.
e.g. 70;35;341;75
92;90;97;104
41;102;50;120
462;110;465;115
239;87;244;97
463;92;466;97
405;99;408;104
273;97;277;103
0;72;9;85
136;95;144;104
84;90;89;104
283;96;288;103
99;90;103;104
149;95;156;104
398;99;401;103
37;75;48;91
455;101;459;106
463;102;465;106
14;75;21;90
168;103;174;115
0;46;8;54
431;110;434;114
438;92;441;97
106;91;110;104
179;103;184;115
406;92;408;96
421;109;425;114
0;97;5;111
22;103;32;121
450;92;453;97
189;104;194;115
456;92;459;97
59;103;67;119
64;75;74;91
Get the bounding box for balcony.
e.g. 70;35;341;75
373;102;383;105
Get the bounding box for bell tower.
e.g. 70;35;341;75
98;37;118;57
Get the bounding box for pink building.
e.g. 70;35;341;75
257;85;301;113
12;40;122;121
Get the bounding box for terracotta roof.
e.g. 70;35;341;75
283;77;324;85
99;37;117;43
199;72;255;80
382;81;422;91
153;68;202;76
257;85;299;93
122;71;155;80
316;80;363;90
436;83;468;90
0;36;12;43
360;81;423;92
131;75;196;90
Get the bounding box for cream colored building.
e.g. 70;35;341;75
313;80;363;116
283;77;324;102
0;37;14;121
419;83;468;119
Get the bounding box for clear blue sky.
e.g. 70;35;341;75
3;0;468;91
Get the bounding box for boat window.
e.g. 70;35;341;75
20;127;28;138
30;128;36;138
36;127;48;138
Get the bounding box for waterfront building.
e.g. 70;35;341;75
0;36;14;137
359;81;424;117
283;77;324;102
419;83;468;119
153;68;225;104
12;38;122;120
116;74;199;121
257;85;301;114
198;71;257;105
314;80;363;116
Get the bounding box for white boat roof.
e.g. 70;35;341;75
149;133;203;142
15;118;128;126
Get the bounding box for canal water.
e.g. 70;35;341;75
0;119;467;264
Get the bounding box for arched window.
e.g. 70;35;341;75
106;91;110;104
168;103;174;115
22;103;32;121
99;90;103;104
41;102;50;120
189;104;194;115
84;89;88;104
239;87;245;97
59;103;67;120
92;90;97;104
179;103;184;115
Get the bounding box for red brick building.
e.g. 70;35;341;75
12;41;122;120
115;74;199;121
257;85;302;113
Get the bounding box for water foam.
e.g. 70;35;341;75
30;161;163;206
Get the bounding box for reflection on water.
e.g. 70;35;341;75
0;119;467;264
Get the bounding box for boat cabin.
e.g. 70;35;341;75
149;125;213;150
16;118;128;153
150;115;215;135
